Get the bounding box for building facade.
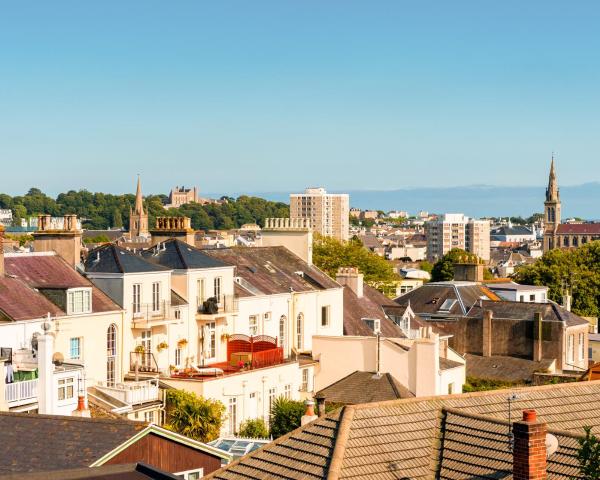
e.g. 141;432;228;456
290;188;349;241
167;186;199;208
426;214;490;261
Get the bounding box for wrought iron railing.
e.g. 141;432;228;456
131;301;170;321
196;294;239;315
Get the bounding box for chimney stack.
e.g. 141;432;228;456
301;400;318;426
482;310;493;357
315;394;326;417
336;267;364;298
37;321;55;415
453;262;484;283
72;394;91;418
513;409;548;480
32;215;82;267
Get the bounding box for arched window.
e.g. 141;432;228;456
564;236;570;247
573;236;579;247
107;324;117;386
279;315;287;354
296;313;304;350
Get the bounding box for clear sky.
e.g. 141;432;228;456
1;1;599;196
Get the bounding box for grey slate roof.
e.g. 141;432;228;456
394;281;501;318
0;411;145;474
342;286;406;337
464;354;556;382
141;239;230;270
206;380;600;480
467;300;589;327
85;244;170;274
316;371;414;405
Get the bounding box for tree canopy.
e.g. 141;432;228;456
163;390;225;442
0;188;289;231
513;241;600;317
312;234;398;284
269;397;305;439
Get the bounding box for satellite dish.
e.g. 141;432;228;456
546;433;559;457
53;352;64;365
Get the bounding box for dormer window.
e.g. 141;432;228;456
67;288;92;315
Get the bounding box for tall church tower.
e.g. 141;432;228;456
129;175;149;239
543;156;561;252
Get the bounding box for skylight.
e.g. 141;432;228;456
439;299;458;312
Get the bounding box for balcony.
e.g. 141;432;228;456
196;295;239;320
169;334;285;382
5;379;38;407
132;301;177;327
129;351;160;375
96;379;159;405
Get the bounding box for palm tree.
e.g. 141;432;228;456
164;390;225;442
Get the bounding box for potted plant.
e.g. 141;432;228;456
134;345;145;354
177;338;188;348
157;341;168;351
221;333;230;342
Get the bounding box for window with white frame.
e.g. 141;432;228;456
152;282;161;311
579;332;585;361
284;384;291;399
174;309;181;320
175;469;204;480
175;348;182;366
268;387;276;416
132;284;142;314
264;312;271;322
214;277;222;302
249;315;258;336
296;313;304;350
207;322;216;359
144;410;155;423
228;397;237;434
58;377;75;401
69;337;82;360
301;368;309;392
279;316;286;352
197;278;205;306
568;334;575;363
321;306;330;327
67;289;92;315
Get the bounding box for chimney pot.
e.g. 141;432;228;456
522;409;537;422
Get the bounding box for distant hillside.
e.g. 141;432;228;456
210;183;600;219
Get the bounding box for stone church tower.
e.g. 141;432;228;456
543;157;561;252
129;176;149;239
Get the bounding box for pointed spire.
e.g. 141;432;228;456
546;154;559;202
134;175;144;214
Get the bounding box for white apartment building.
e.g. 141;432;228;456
426;213;490;262
290;188;349;241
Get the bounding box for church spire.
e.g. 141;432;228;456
134;175;144;215
546;154;559;202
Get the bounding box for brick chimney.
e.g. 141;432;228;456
315;393;326;417
336;267;364;298
513;409;548;480
482;309;493;357
453;259;484;283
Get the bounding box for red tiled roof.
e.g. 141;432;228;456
5;254;89;289
0;276;64;321
5;253;121;314
556;223;600;235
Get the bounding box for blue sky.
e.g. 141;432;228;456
1;1;599;196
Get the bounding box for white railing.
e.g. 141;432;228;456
96;379;159;405
5;379;38;404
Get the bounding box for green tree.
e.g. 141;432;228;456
112;208;123;228
312;234;398;284
164;390;225;442
577;426;600;480
238;418;269;438
513;241;600;317
269;397;305;439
